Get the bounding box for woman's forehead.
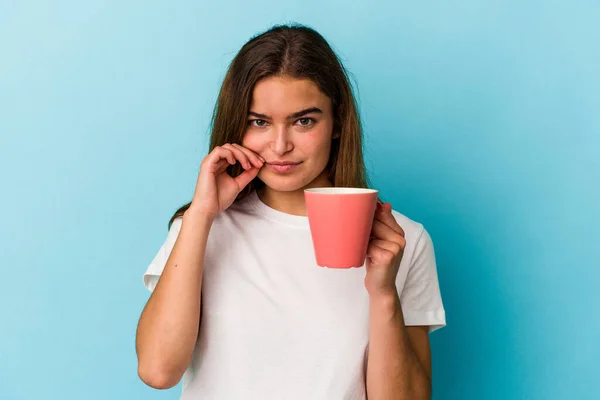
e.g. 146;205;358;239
250;76;331;116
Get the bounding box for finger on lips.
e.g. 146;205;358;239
231;143;264;168
223;144;252;169
234;144;263;165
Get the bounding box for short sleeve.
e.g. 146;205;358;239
142;217;183;292
400;227;446;333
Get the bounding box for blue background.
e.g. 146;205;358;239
1;1;598;399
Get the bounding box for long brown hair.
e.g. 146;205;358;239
169;23;372;229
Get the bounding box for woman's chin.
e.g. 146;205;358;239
257;171;311;193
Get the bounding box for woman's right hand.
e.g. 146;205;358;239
189;143;265;219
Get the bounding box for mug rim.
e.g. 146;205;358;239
304;187;378;195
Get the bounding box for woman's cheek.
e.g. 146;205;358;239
241;131;265;152
303;126;334;152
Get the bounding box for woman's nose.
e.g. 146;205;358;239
270;126;294;155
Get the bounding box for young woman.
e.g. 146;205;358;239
136;23;446;400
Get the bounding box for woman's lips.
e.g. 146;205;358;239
266;162;301;173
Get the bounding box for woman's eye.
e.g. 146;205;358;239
297;118;314;127
249;118;314;128
250;119;267;127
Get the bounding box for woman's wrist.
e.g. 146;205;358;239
367;285;399;302
369;288;402;319
183;205;216;227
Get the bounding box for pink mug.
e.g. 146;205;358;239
304;187;379;268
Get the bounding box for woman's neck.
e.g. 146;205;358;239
257;189;308;216
257;172;333;216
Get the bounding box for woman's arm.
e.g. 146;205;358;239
135;208;213;389
366;291;432;400
135;144;263;389
365;202;439;399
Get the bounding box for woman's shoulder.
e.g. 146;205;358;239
389;208;426;239
169;194;257;229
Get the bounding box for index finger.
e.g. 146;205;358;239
232;144;265;166
375;202;405;237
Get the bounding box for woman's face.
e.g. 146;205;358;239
241;75;337;193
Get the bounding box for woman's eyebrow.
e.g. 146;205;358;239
289;107;323;119
248;107;323;120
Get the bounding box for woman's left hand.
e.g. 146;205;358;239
364;202;406;298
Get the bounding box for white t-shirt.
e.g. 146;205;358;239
143;190;446;400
